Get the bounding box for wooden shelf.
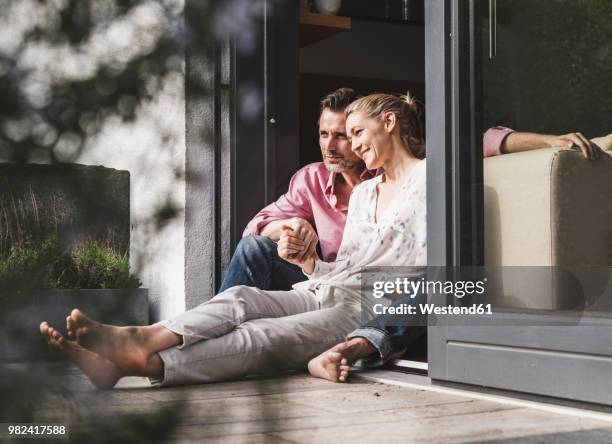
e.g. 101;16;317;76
299;0;351;48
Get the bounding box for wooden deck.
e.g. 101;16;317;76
6;363;612;443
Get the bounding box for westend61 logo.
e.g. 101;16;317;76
372;276;487;299
368;274;493;317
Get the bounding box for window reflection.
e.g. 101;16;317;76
478;0;612;313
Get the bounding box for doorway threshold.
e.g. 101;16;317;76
382;358;428;375
353;369;612;423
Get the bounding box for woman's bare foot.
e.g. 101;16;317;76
69;309;150;373
308;350;351;382
308;337;378;382
39;321;124;390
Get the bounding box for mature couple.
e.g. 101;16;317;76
40;88;606;389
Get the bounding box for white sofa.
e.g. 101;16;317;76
483;139;612;310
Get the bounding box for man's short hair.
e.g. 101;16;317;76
319;88;359;115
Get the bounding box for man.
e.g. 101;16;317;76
218;87;375;293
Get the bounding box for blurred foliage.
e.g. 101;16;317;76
0;0;184;163
0;364;183;444
0;0;271;163
0;235;141;291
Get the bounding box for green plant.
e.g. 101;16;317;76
0;236;61;290
55;241;141;289
0;236;141;291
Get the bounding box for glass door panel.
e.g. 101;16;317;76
427;0;612;405
477;0;612;314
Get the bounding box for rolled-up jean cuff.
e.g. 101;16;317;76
148;348;176;387
158;319;190;349
347;327;393;362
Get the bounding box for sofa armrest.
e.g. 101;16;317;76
592;133;612;152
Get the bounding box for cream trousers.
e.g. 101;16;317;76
152;285;362;386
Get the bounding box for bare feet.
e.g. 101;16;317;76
308;337;378;383
39;321;123;390
69;309;149;373
308;350;351;382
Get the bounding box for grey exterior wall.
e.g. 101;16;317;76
184;46;216;309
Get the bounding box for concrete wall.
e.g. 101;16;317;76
183;38;217;309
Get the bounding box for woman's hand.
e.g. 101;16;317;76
285;217;319;261
278;225;318;274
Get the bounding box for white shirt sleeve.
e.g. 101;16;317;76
304;182;368;279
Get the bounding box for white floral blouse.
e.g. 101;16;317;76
293;159;427;305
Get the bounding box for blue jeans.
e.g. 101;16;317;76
218;235;306;293
348;277;428;367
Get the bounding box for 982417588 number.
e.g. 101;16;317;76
1;423;68;438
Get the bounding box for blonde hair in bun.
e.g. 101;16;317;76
345;92;425;159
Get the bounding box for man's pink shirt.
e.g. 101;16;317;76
244;127;512;261
243;164;377;262
483;126;514;157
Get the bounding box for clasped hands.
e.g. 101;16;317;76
277;217;319;275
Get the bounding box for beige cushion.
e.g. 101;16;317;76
592;133;612;152
484;147;612;309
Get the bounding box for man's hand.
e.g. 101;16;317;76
259;217;319;253
284;217;319;261
546;133;605;160
277;225;318;274
502;131;607;160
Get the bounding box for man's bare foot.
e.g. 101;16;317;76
39;321;123;390
308;350;351;382
69;309;149;372
308;337;378;383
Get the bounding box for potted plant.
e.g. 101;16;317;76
0;236;148;362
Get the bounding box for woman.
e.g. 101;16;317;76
39;93;427;389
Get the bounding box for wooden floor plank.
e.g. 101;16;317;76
7;364;612;443
475;429;612;444
168;430;294;444
269;407;612;444
139;373;363;402
265;383;476;414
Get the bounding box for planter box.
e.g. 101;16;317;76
0;289;149;362
0;163;130;256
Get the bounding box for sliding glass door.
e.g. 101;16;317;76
427;0;612;405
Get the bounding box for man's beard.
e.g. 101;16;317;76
323;157;363;173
